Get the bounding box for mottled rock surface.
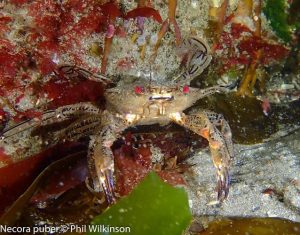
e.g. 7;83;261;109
185;128;300;222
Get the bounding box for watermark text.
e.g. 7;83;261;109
0;224;131;234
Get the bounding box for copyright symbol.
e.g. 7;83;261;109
60;225;69;233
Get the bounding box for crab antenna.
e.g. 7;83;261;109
149;64;152;88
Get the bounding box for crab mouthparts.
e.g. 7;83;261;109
149;94;174;101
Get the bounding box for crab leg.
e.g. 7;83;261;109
170;112;232;201
153;0;181;57
87;111;140;204
88;132;116;204
0;102;100;141
203;111;234;159
52;115;102;143
0;102;102;164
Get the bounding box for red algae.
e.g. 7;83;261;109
63;0;96;12
0;42;28;95
28;0;61;37
113;130;204;196
59;0;104;37
27;1;62;74
0;0;173;108
239;36;289;64
70;12;104;36
125;7;163;23
230;23;253;38
0;16;12;35
30;157;87;204
0;142;86;215
157;171;186;186
115;147;152;196
0;0;116;120
43;79;105;108
9;0;30;5
35;41;61;75
101;1;122;22
115;143;186;196
215;22;289;72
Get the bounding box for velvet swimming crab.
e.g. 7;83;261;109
0;37;234;204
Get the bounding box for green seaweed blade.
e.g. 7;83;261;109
89;171;192;235
263;0;292;43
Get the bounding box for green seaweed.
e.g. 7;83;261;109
89;172;192;235
263;0;292;43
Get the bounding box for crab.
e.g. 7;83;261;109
0;37;234;205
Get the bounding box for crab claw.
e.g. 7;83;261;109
217;167;230;201
170;112;233;202
92;151;117;204
102;169;116;204
87;134;117;205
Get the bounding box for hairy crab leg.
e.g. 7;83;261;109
0;103;102;163
203;111;234;160
1;110;56;140
170;112;232;201
52;115;102;144
88;134;116;204
0;103;100;141
152;0;181;57
87;111;140;204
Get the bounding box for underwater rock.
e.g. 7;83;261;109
186;127;300;222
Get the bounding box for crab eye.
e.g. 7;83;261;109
134;86;144;94
183;85;189;94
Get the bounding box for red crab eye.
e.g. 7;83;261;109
183;85;189;94
134;86;144;94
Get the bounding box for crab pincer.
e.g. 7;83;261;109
171;111;233;202
208;135;231;201
217;166;230;201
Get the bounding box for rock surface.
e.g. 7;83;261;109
185;127;300;222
